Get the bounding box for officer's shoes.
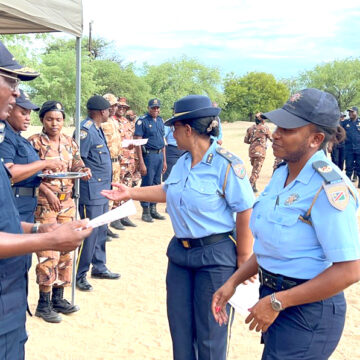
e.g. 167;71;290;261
150;205;166;220
35;291;62;323
52;287;80;314
352;174;357;182
107;228;119;238
121;216;137;227
110;219;126;230
142;208;154;222
76;276;93;292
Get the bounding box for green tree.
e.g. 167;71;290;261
143;56;223;120
298;58;360;110
223;72;289;122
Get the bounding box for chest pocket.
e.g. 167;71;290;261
15;145;29;164
185;180;221;212
90;146;109;164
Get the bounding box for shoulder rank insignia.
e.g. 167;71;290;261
80;130;88;140
313;160;349;210
83;120;93;130
216;147;246;179
136;120;142;126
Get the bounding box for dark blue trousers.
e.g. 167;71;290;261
345;151;360;178
163;145;186;181
166;236;236;360
260;285;346;360
77;203;108;279
140;152;163;208
331;146;345;171
0;325;27;360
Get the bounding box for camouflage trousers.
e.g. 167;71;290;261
249;156;265;186
110;162;121;209
35;198;75;287
120;162;136;187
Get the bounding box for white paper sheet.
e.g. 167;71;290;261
122;138;148;148
229;279;260;316
86;200;137;229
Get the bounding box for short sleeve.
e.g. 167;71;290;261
0;135;16;163
312;190;360;262
134;119;144;137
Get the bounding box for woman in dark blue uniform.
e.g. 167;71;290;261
212;89;360;360
102;95;254;360
0;90;63;222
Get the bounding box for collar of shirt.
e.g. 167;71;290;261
183;140;217;167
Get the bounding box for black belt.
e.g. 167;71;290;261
143;148;162;154
111;158;119;163
12;186;39;198
167;144;177;148
177;232;232;249
258;267;308;290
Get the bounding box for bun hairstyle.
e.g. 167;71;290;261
313;124;346;151
182;116;220;137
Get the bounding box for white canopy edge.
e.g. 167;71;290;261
0;0;83;37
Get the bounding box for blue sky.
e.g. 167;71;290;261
83;0;360;79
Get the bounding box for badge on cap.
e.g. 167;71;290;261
153;99;158;105
289;93;302;102
56;103;62;110
80;130;88;140
284;193;299;206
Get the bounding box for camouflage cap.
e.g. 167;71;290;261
103;93;118;106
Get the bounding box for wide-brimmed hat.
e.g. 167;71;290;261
16;90;40;111
118;97;130;108
164;95;220;126
103;93;118;106
263;88;340;129
39;101;65;119
0;41;39;81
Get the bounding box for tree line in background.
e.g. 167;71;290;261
2;34;360;125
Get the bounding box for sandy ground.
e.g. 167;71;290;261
24;122;360;360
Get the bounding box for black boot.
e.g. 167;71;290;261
121;216;137;227
142;207;154;222
52;287;80;314
110;219;125;230
150;204;166;220
107;228;119;238
35;291;62;323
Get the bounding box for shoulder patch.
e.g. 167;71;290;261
136;120;142;126
323;182;349;211
83;120;93;130
80;130;88;140
216;146;246;179
0;122;5;132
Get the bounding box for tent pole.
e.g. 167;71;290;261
72;36;82;306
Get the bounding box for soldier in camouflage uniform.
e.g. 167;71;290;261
102;94;124;236
244;112;272;192
28;101;91;323
113;97;137;227
126;109;142;187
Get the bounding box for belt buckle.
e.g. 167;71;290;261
182;240;191;249
59;193;66;201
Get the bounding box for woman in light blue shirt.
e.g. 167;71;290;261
102;95;254;360
212;88;360;360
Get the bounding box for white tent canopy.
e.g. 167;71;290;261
0;0;82;36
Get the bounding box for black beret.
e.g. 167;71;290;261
39;101;65;119
87;95;111;110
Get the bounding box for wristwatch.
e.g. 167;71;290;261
270;293;284;312
31;223;40;234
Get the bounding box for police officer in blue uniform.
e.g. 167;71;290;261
0;40;92;360
76;95;120;292
134;98;167;222
102;95;254;360
0;90;63;223
162;126;186;181
212;89;360;360
342;106;360;188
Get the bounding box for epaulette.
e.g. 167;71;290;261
0;121;5;144
313;160;350;211
216;147;246;179
83;120;93;130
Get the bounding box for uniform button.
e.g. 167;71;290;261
277;217;282;222
98;178;102;182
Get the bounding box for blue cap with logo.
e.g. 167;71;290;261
148;98;161;108
16;89;40;111
0;41;39;81
263;88;340;129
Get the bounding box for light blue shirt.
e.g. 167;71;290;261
251;150;360;279
164;126;177;146
163;141;254;238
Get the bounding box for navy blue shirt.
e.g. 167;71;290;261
342;118;360;152
134;113;165;150
0;161;27;335
79;117;112;205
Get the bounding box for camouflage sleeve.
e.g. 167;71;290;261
244;127;251;144
27;134;40;151
70;138;85;172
